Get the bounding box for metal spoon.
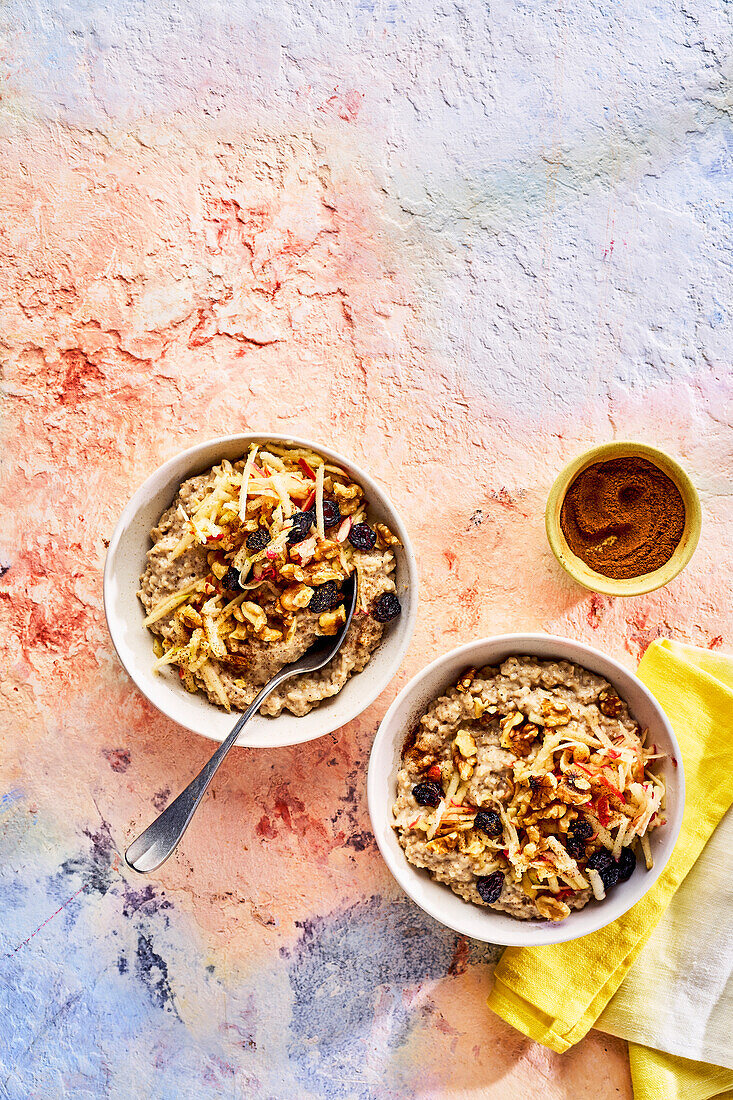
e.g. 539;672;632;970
125;575;358;874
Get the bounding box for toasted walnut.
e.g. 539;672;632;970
524;800;568;825
500;714;539;757
279;563;307;583
260;626;283;643
535;895;571;921
456;669;476;693
473;698;496;718
280;584;315;612
178;605;203;629
405;748;437;771
426;833;459;853
312;540;340;563
241;602;267;633
556;772;593;806
307;563;345;586
375;523;401;548
454;730;477;758
331;481;362;502
319;607;346;635
500;712;524;736
556;809;577;832
455;757;474;782
541;699;572;728
598;689;624;717
210;559;229;580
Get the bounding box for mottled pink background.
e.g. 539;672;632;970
1;0;732;1095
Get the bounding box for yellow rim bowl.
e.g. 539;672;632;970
545;442;702;597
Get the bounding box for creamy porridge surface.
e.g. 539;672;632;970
392;656;666;921
139;443;402;716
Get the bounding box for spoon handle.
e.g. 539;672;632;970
125;679;275;874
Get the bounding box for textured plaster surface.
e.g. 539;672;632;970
1;0;732;1096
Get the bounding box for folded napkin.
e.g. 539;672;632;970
487;640;733;1098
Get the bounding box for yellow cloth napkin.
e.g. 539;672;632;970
628;1046;733;1100
487;640;733;1096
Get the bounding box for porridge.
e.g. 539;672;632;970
392;657;666;921
139;443;402;716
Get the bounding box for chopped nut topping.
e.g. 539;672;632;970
279;583;315;612
535;894;571;921
598;689;624;717
454;729;477;758
456;668;476;693
318;606;347;636
500;713;539;757
541;699;572;728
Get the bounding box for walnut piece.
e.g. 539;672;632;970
541;699;572;728
456;669;476;693
500;713;539;757
280;584;315;612
535;894;571;921
598;688;624;717
318;606;346;635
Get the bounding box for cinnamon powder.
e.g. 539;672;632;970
559;456;686;579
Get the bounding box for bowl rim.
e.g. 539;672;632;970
545;441;702;597
367;632;685;946
103;431;419;748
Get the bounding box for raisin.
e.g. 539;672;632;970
287;511;314;545
616;847;636;882
571;818;594;842
474;810;503;837
598;863;620;891
246;529;270;553
412;782;442;808
348;523;377;551
565;835;585;861
309;581;342;614
372;592;401;623
221;567;244;593
321;500;341;529
586;849;613;872
476;871;504;905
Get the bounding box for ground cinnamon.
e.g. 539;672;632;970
559;456;686;579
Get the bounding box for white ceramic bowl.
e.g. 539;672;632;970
104;433;418;748
368;634;684;946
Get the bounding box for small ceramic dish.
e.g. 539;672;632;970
545;442;701;597
104;433;418;748
367;634;684;947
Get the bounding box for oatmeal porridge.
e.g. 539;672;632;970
139;443;402;717
392;657;666;921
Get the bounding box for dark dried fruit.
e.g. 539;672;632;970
571;817;594;842
474;810;503;837
222;567;244;593
565;835;585;861
616;847;636;882
322;500;341;529
372;592;401;623
287;511;314;545
412;781;442;807
598;862;620;891
308;581;343;614
246;528;271;553
586;849;613;873
476;871;504;905
348;522;377;551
